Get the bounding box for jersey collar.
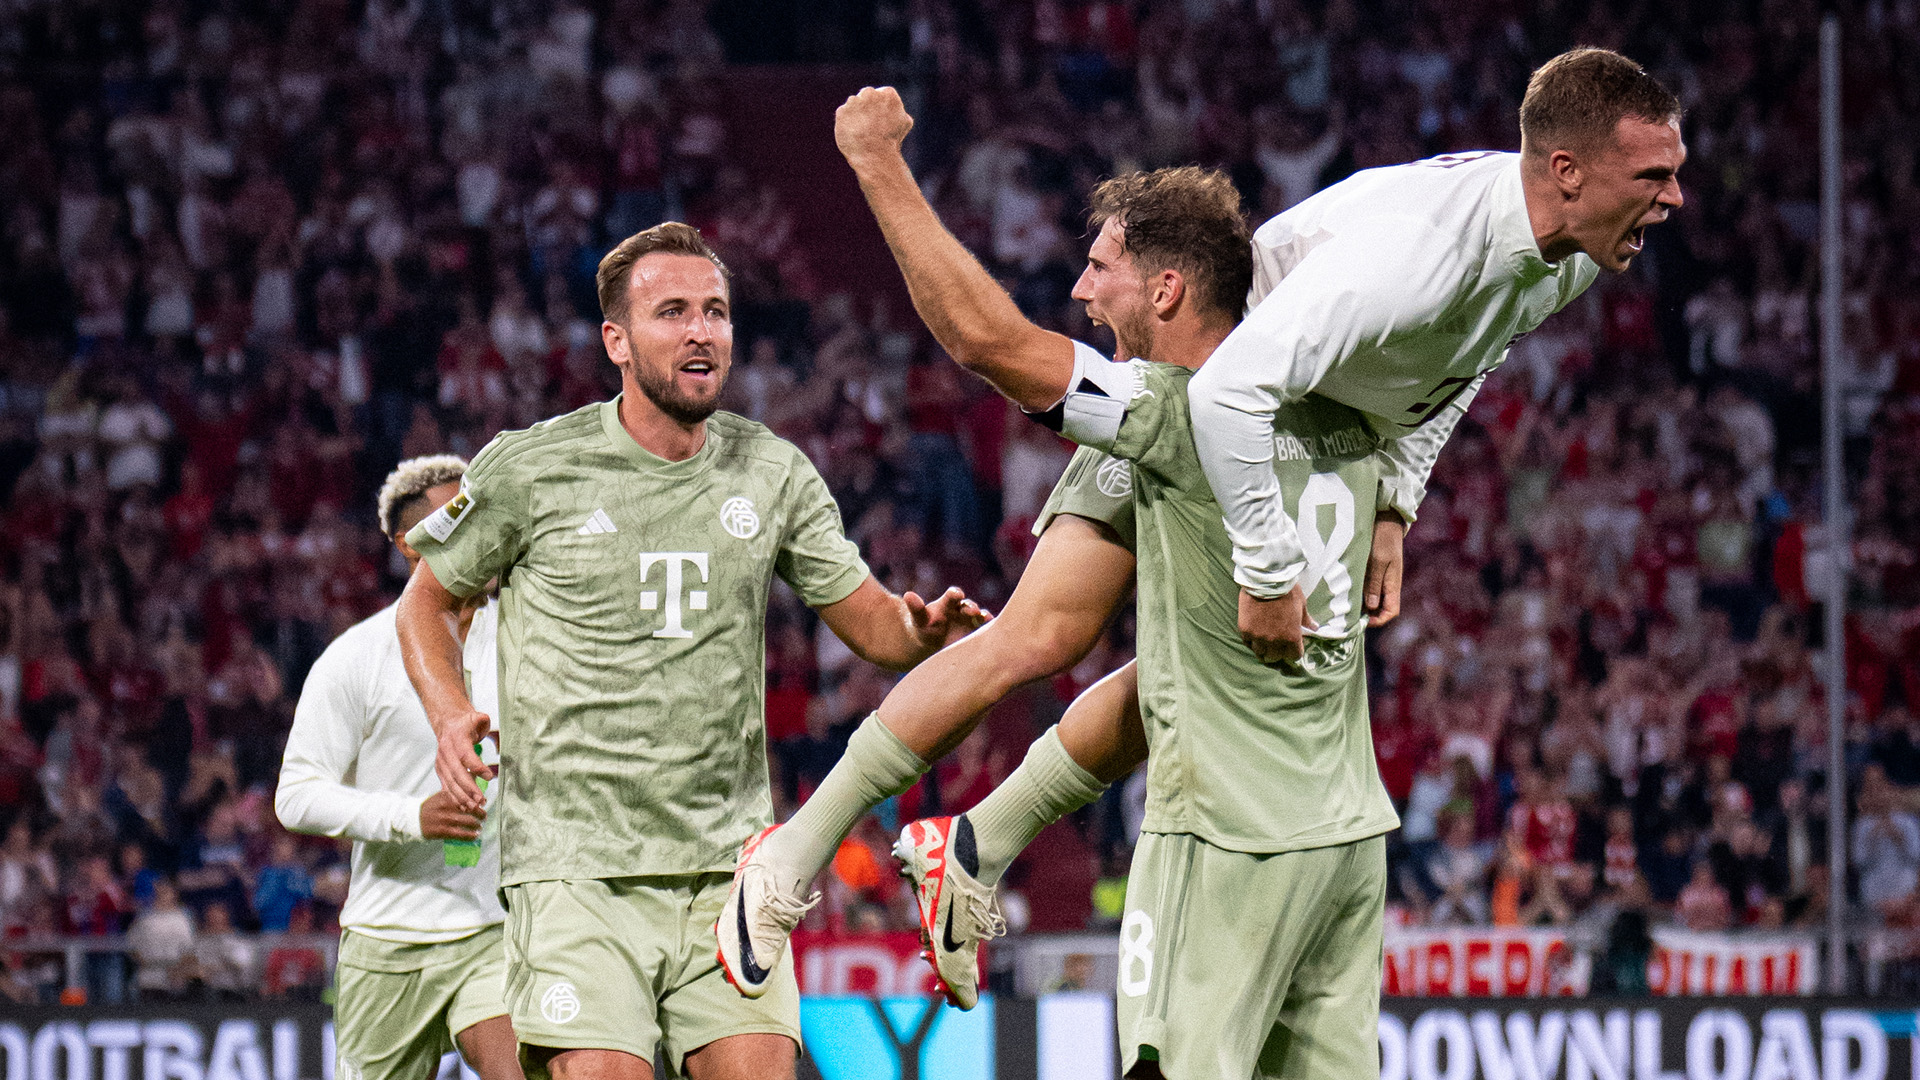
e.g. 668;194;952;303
1491;156;1556;284
598;395;717;473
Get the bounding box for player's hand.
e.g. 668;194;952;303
419;790;485;841
905;586;992;651
1365;511;1407;628
433;710;494;812
836;86;914;166
1238;585;1316;665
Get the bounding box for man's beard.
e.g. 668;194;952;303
634;360;723;425
1110;305;1155;362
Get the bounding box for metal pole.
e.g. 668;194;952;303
1820;12;1849;997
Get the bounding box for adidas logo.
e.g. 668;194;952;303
577;509;618;536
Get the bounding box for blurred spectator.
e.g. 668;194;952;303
127;879;195;1001
261;902;327;1001
190;902;256;1001
252;834;313;933
1854;766;1920;923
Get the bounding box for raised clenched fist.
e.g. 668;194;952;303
835;86;914;165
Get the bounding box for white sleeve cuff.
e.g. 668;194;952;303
391;794;430;843
1377;476;1423;525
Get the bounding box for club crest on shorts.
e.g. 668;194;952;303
720;496;759;539
541;980;581;1024
1096;457;1133;498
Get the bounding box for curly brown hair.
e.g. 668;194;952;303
595;222;732;326
1520;48;1682;157
1086;166;1253;322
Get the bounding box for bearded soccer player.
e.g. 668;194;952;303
277;455;520;1080
825;85;1401;1080
396;222;986;1080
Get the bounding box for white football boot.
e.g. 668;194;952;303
715;825;819;997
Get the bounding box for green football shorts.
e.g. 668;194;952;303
503;873;801;1077
1116;832;1385;1079
334;924;508;1080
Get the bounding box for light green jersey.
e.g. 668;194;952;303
1071;355;1399;853
408;398;870;885
1032;444;1137;548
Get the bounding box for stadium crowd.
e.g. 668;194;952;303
1;0;1918;1003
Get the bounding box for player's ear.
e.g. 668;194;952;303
601;319;630;369
1152;269;1185;318
1548;148;1584;197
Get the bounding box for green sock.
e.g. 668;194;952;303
963;726;1108;887
759;713;927;892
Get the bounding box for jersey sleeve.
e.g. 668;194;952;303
775;450;871;608
1186;218;1466;597
1032;444;1137;551
1373;370;1485;523
274;637;425;844
407;437;532;599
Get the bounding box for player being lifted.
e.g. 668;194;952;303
277;456;521;1080
1193;48;1684;666
397;223;986;1080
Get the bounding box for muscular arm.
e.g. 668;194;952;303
836;87;1075;410
875;514;1136;761
396;560;491;810
814;576;988;673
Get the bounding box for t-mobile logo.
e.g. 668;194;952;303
639;552;709;638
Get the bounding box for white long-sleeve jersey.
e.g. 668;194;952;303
275;601;504;942
1188;151;1599;595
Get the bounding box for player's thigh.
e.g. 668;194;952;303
442;925;516;1079
1264;836;1387;1080
333;933;456;1080
1115;834;1356;1080
504;879;668;1074
657;873;801;1078
680;1033;797;1080
1057;659;1145;782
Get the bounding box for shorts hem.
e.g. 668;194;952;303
663;1022;802;1072
448;1006;511;1037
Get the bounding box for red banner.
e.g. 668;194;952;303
1382;927;1820;997
1383;928;1587;997
1645;927;1818;995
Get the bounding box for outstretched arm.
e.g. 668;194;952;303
836;86;1075;410
815;576;990;673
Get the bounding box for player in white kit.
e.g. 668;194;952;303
276;456;521;1080
1192;47;1686;665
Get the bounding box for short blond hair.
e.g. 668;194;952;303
595;222;731;326
377;454;467;538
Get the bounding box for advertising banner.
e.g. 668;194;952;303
1378;998;1920;1080
6;995;1914;1080
1383;928;1823;998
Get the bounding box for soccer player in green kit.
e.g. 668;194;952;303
395;222;987;1080
833;88;1397;1079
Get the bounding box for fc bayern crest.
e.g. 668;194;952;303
720;496;760;539
1095;457;1133;498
